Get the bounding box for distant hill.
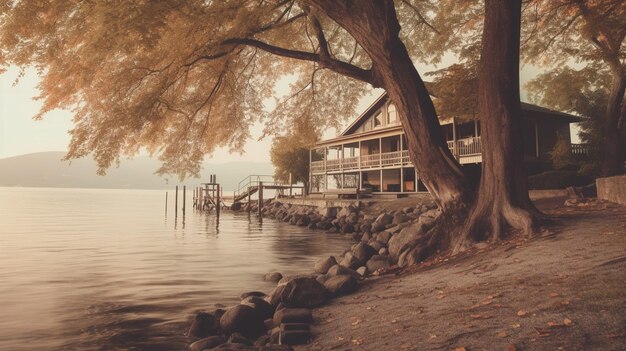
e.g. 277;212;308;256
0;152;274;191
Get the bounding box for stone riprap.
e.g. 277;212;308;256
187;198;440;350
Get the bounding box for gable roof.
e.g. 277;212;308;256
340;92;584;137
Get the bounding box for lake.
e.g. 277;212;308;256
0;187;350;350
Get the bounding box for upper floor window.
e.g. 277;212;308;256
387;103;397;125
373;112;382;127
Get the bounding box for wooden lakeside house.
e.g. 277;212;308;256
308;93;585;197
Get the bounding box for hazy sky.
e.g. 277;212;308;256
0;61;578;162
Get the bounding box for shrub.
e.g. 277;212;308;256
527;170;592;190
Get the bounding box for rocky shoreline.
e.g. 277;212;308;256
186;198;440;350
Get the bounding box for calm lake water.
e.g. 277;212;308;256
0;187;351;351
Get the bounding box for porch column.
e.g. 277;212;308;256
474;120;479;137
380;169;383;193
379;137;382;167
534;120;539;158
452;117;458;158
358;140;362;169
309;148;312;194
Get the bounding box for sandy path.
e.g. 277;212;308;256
296;199;626;351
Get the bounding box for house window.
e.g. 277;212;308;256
373;112;382;128
387;103;397;125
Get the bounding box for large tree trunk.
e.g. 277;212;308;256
454;0;539;250
307;0;472;211
601;68;626;176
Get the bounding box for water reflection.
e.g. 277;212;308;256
0;187;351;351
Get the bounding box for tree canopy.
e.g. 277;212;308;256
0;0;448;178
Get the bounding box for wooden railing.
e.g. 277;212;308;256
312;136;486;173
311;138;591;173
449;137;482;157
570;143;589;155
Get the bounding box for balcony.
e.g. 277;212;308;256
311;137;482;174
311;150;411;174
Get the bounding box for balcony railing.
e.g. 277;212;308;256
311;138;592;174
571;143;589;155
448;136;482;156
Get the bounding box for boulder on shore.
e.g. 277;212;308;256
323;274;358;296
352;242;377;263
388;223;423;260
220;305;266;337
270;276;329;308
264;271;283;283
366;255;390;272
241;295;275;320
188;311;221;338
314;256;337;274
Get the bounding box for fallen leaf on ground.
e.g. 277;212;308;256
401;343;414;349
505;344;517;351
547;321;564;328
497;331;508;338
561;299;571;306
563;318;573;326
468;303;481;310
533;326;552;337
511;323;521;329
470;314;492;319
391;318;399;324
549;292;560;298
517;310;528;317
482;299;493;305
351;318;362;326
352;338;363;345
337;336;344;341
454;347;467;351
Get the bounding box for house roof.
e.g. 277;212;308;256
338;92;584;138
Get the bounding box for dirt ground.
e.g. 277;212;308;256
297;198;626;351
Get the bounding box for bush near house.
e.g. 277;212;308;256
527;170;593;190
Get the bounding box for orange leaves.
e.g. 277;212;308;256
516;310;528;317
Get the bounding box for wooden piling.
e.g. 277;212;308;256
183;185;186;216
216;184;221;217
175;185;178;217
289;173;293;197
258;181;263;218
165;192;168;215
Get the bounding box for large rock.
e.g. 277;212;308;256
347;212;360;225
188;311;221;338
190;336;226;351
388;223;423;260
375;231;392;244
372;213;393;232
392;212;408;225
264;272;283;283
341;223;355;234
273;308;313;326
296;215;310;226
220;305;266;337
316;221;332;230
269;277;329;308
323;275;358;296
241;295;274;320
314;256;337;274
326;264;361;279
339;252;360;269
352;242;377;263
366;255;390;272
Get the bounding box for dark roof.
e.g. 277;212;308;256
340;93;584;137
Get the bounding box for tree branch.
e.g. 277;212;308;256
222;38;377;85
400;0;440;35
